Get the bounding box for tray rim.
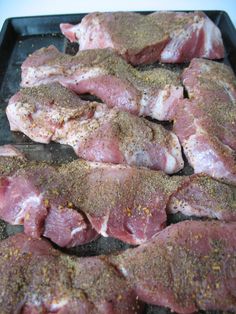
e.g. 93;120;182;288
0;10;235;34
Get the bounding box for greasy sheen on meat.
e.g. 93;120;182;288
60;11;224;64
112;220;236;313
0;233;142;314
174;58;236;185
7;83;184;174
0;148;236;246
21;46;183;121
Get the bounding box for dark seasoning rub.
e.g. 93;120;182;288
0;11;236;314
59;160;182;218
0;235;142;313
170;174;236;215
20;83;99;120
111;222;236;311
46;47;181;90
99;12;169;53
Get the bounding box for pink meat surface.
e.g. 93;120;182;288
174;59;236;184
112;220;236;313
60;11;224;64
0;144;25;158
1;221;236;313
168;173;236;220
0;155;174;245
0;155;98;248
0;175;48;238
7;83;184;174
182;57;236;101
60;12;170;65
154;11;224;63
1;150;236;246
43;207;97;248
21;46;183;121
61;161;180;245
0;233;142;314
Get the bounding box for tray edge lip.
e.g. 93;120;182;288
0;9;235;25
219;10;236;39
0;18;12;47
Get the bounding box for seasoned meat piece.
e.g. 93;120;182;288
152;11;224;63
0;233;142;314
60;11;224;64
0;156;178;245
174;58;236;185
0;157;98;248
21;46;183;121
1;220;236;313
112;220;236;313
0;148;236;246
167;173;236;220
7;83;184;173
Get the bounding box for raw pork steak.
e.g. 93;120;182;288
112;220;236;313
0;154;178;245
174;58;236;185
1;220;236;313
7;83;184;173
0;233;142;314
1;147;236;246
60;11;224;64
21;46;183;121
0;153;98;248
167;173;236;221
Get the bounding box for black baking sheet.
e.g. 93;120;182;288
0;11;236;314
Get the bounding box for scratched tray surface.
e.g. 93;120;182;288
0;11;236;314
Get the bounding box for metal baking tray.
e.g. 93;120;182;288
0;11;235;314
